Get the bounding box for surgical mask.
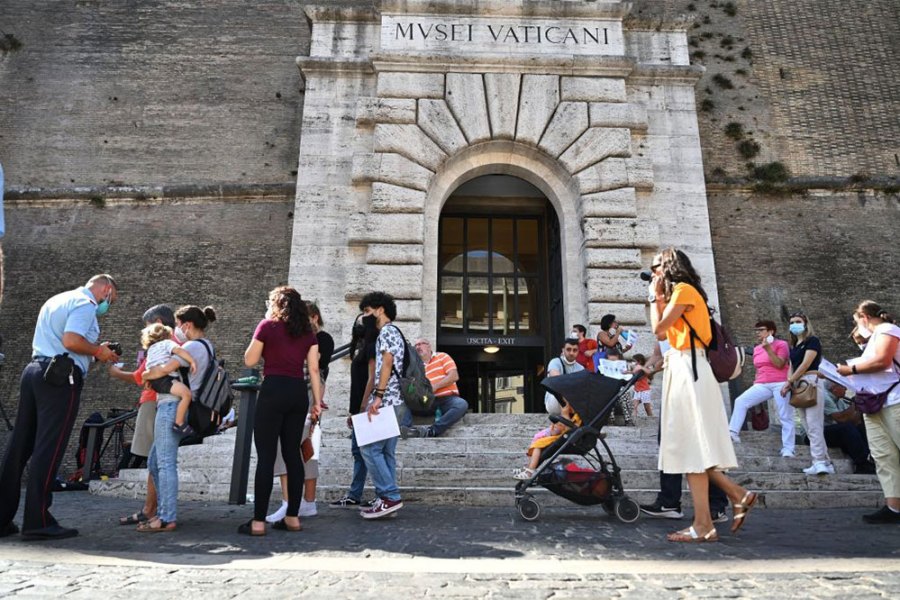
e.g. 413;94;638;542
570;330;579;339
562;353;578;366
789;323;805;336
609;327;617;336
857;324;872;339
174;326;188;344
95;291;111;317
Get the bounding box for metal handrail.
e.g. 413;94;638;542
82;408;139;483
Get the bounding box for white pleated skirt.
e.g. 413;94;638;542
658;348;739;474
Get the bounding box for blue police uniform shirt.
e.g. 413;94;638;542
32;286;101;374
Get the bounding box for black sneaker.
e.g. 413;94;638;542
329;495;362;509
639;502;684;519
423;426;436;438
862;505;900;524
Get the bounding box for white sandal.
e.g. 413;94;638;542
512;467;535;480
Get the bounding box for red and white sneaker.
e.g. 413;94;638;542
360;497;403;519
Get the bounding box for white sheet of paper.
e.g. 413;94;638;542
818;358;858;392
597;358;631;380
352;405;400;447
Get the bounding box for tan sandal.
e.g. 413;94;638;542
731;491;758;534
667;526;718;543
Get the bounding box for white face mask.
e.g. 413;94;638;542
857;323;872;339
609;328;617;336
174;326;188;343
570;330;580;339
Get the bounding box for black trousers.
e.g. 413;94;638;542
823;422;870;467
252;375;309;521
0;360;84;531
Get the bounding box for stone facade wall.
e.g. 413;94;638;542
708;188;900;390
0;195;295;472
0;0;309;189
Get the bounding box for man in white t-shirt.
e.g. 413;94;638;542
544;337;584;416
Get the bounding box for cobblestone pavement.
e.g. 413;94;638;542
0;493;897;598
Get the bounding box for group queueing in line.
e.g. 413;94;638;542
0;250;897;541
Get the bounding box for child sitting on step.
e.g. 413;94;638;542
140;323;197;435
513;401;582;480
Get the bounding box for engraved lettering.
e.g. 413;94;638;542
434;23;448;41
417;23;434;40
544;26;562;43
583;28;599;44
395;22;413;40
487;24;503;41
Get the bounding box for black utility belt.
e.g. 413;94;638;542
37;354;78;387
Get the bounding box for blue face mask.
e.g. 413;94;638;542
95;291;111;317
789;323;805;336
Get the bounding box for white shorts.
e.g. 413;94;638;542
634;390;651;404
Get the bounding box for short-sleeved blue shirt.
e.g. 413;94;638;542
32;286;101;374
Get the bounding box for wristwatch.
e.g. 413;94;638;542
647;294;656;303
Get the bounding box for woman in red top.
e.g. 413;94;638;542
239;286;322;535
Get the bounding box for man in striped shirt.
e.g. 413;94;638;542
402;339;469;438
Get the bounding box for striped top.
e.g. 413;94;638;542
425;352;460;397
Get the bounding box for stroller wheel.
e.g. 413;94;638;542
517;496;541;521
614;496;641;524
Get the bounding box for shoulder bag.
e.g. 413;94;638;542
853;359;900;415
789;376;818;408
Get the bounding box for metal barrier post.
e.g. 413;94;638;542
229;369;259;505
83;427;100;484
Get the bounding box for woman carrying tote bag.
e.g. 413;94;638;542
780;312;833;476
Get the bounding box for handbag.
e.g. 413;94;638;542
853;359;900;415
789;377;818;408
750;404;769;430
301;419;317;462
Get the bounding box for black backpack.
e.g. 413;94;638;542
682;309;744;383
389;325;436;416
184;339;234;441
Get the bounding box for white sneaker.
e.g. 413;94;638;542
265;500;288;523
299;499;318;517
730;431;741;444
781;449;796;458
803;461;835;475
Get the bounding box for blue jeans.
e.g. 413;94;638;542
349;432;367;501
359;404;406;502
432;395;468;436
147;401;180;523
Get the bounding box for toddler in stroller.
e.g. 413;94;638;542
513;403;581;480
514;370;643;523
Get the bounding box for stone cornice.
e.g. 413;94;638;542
379;1;632;19
627;63;704;85
296;56;375;74
303;3;379;23
371;52;635;77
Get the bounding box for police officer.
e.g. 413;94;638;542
0;274;120;540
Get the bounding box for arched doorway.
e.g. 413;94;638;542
437;174;564;413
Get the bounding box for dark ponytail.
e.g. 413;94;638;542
176;305;217;330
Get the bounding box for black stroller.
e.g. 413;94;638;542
514;370;644;523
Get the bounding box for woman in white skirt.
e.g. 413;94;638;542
649;248;757;543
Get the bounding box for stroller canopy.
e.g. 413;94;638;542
541;371;628;425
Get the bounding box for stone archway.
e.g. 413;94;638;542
349;70;661;339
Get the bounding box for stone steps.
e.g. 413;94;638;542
90;416;881;509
